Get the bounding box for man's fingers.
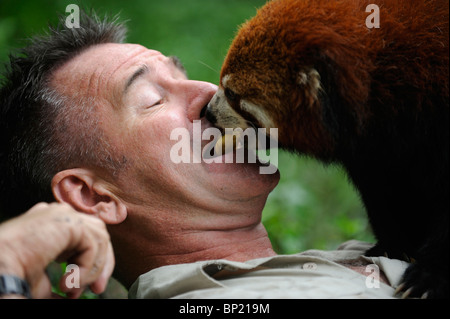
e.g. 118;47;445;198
89;241;115;294
0;201;116;299
58;216;114;297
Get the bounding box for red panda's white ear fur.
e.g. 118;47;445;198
297;68;322;106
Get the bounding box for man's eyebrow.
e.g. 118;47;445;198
124;64;149;93
169;56;187;77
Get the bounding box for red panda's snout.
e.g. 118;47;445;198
205;87;250;131
206;73;278;133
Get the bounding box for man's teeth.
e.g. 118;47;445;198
214;133;238;155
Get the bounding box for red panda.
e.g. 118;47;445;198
206;0;449;298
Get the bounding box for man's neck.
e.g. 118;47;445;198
108;214;276;288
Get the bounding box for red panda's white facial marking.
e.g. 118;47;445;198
207;74;276;132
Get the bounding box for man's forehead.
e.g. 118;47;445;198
85;43;161;63
50;43;163;97
57;43;162;75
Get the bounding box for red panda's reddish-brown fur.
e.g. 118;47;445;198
221;0;448;157
208;0;449;298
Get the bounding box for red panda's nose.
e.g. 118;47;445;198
204;105;217;125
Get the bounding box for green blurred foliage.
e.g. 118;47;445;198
1;0;267;84
264;152;373;254
1;0;374;297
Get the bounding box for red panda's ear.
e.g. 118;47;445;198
296;68;322;107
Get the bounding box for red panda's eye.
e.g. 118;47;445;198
224;88;238;102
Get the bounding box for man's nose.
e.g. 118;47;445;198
185;81;218;122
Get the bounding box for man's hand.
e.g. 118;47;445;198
0;202;115;298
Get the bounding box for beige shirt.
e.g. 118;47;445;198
128;240;408;299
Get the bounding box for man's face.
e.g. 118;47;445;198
51;43;279;220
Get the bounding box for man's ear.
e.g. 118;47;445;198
51;168;127;224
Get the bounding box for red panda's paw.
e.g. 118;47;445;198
396;262;449;299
